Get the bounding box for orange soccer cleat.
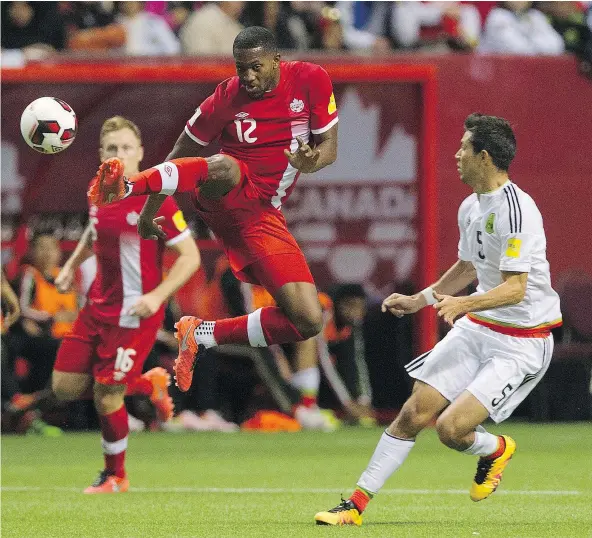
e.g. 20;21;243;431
141;367;174;422
87;157;128;207
83;471;129;494
173;316;203;392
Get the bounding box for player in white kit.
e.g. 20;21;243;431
314;113;562;526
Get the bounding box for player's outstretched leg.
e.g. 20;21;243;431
173;262;323;392
314;382;446;525
172;304;320;392
88;157;209;206
470;434;516;501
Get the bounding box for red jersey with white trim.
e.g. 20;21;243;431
87;195;190;328
185;61;338;209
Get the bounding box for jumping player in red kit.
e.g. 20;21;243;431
89;27;338;393
53;117;200;493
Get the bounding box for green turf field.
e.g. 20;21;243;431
2;422;591;537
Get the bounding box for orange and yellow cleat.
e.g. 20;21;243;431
83;471;129;494
173;316;203;392
141;367;174;422
87;157;127;207
314;499;363;526
470;435;516;501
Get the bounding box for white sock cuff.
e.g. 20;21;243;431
154;162;179;195
194;320;217;348
247;308;267;347
382;430;416;446
101;436;128;455
463;431;499;456
291;367;320;393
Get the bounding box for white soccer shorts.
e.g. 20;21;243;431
406;316;554;423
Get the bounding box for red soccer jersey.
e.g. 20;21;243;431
87;195;190;328
185;61;338;209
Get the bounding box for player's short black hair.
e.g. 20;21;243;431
233;26;277;54
464;113;516;171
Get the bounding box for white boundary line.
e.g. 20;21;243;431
0;486;581;495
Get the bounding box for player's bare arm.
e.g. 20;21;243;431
284;124;338;174
167;129;207;160
382;260;476;317
434;271;527;326
128;234;200;318
56;222;96;293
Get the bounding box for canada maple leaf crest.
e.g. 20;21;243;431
290;98;304;113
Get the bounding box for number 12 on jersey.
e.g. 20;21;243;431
234;119;257;143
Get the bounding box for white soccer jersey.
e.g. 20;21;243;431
457;180;562;331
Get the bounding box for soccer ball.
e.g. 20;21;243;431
20;97;77;154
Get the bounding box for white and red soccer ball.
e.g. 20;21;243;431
20;97;77;154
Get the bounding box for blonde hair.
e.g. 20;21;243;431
100;116;142;145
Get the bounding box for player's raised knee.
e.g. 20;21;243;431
207;154;234;176
200;154;241;199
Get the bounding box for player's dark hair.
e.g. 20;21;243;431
233;26;277;54
464;113;516;171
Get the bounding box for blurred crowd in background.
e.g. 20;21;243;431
1;1;591;65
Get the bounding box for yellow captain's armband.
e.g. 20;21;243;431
172;210;188;232
328;93;337;114
505;238;522;258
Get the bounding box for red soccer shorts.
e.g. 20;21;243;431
192;157;314;294
54;306;161;385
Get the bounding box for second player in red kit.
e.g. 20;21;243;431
90;26;339;392
54;117;200;493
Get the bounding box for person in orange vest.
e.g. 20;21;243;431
15;230;79;394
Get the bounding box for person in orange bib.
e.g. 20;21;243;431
15;231;78;394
